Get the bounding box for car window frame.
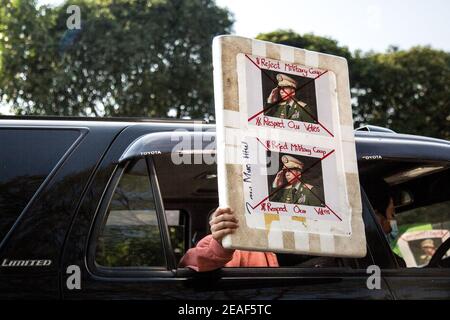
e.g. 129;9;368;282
86;156;176;278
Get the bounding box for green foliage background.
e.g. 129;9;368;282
0;1;449;139
0;0;233;119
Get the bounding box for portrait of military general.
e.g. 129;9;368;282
409;237;444;267
262;71;318;123
267;153;325;207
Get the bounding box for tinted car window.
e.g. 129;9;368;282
0;128;80;241
95;159;166;268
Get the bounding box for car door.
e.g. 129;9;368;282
150;145;395;300
61;127;393;299
61;124;197;299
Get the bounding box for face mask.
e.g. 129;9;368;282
387;219;399;241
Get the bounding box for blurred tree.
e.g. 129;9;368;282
0;0;233;119
257;30;450;139
256;29;353;63
352;47;450;140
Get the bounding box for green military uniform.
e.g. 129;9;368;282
270;181;322;206
265;99;312;122
419;254;432;265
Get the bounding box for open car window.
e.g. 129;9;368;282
390;167;450;268
360;157;450;269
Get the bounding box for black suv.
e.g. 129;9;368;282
0;117;449;299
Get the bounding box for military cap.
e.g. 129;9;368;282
276;74;298;88
421;239;435;248
281;155;304;170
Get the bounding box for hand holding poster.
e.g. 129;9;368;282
213;35;366;257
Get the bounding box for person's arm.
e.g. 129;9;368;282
178;207;239;272
178;235;235;272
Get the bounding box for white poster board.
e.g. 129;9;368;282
213;35;366;257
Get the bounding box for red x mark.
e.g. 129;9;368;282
245;54;334;138
249;137;342;221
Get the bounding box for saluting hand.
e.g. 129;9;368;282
267;87;280;104
273;170;285;188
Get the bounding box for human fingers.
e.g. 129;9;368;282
210;212;238;227
210;220;239;233
212;207;233;219
212;228;236;242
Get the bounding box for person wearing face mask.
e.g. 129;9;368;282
363;178;406;268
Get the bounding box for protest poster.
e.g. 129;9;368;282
213;35;366;257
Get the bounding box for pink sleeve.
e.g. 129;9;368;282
178;235;235;272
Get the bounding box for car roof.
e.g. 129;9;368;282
354;130;450;162
1;116;449;163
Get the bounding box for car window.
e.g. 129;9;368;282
0;128;81;242
95;159;166;268
361;162;450;269
393;199;450;268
